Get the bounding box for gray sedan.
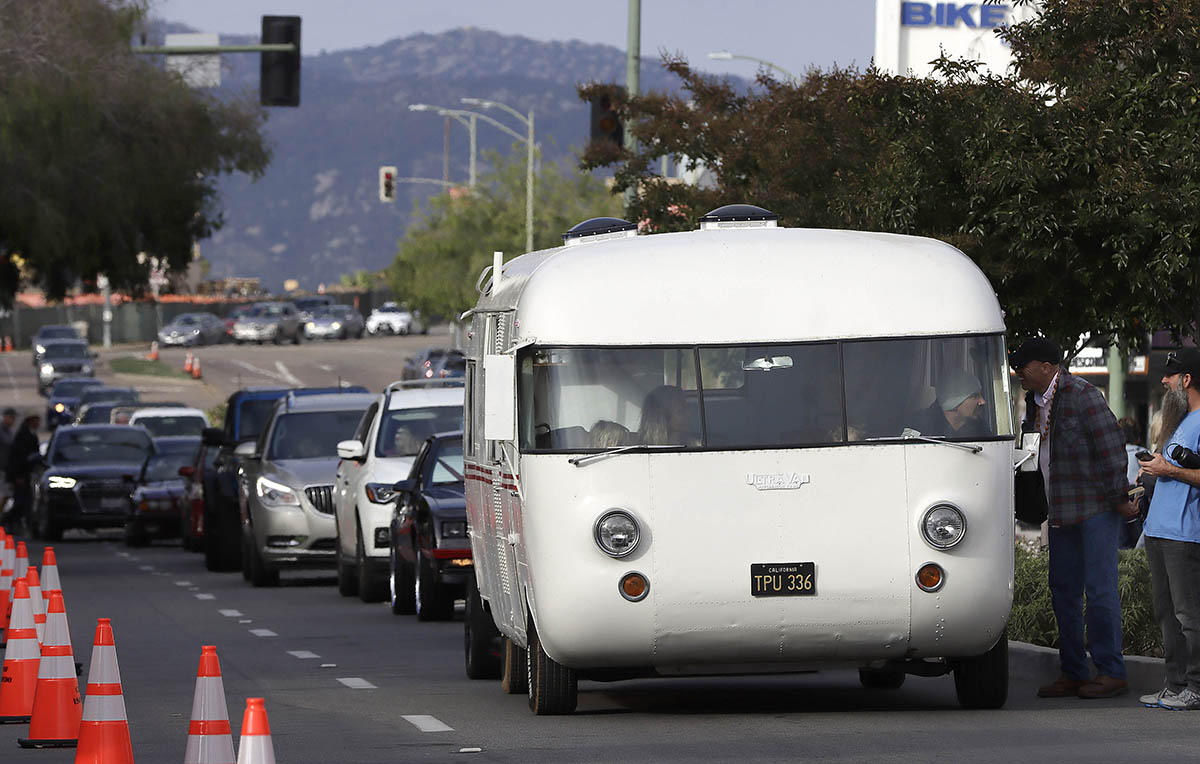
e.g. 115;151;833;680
158;313;226;346
231;302;303;345
303;304;365;340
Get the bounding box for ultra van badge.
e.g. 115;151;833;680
746;472;810;491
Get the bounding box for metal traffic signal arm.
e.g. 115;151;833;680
132;16;301;107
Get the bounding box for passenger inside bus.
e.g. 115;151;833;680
590;420;632;448
905;369;988;438
636;385;698;446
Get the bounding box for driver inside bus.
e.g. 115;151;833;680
637;385;699;446
906;370;988;438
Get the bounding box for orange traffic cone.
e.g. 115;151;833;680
75;618;134;764
27;567;46;644
19;591;81;747
40;545;62;604
148;341;159;361
192;357;202;380
0;530;11;641
184;352;194;374
14;539;29;580
0;579;40;722
3;336;11;352
184;645;235;764
235;698;275;764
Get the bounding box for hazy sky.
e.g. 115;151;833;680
154;1;877;78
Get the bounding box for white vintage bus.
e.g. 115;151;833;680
461;205;1017;715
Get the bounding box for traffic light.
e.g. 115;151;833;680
260;15;301;107
379;166;397;202
589;88;624;149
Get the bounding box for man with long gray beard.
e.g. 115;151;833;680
1137;348;1200;710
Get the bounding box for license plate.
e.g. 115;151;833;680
751;562;816;597
100;497;127;510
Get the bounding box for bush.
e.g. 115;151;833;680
1009;541;1162;658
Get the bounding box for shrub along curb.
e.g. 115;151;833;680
1009;640;1164;690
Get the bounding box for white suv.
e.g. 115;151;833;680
333;382;463;601
365;302;426;336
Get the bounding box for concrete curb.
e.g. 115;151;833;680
1009;639;1165;689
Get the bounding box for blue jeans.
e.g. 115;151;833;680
1048;510;1127;680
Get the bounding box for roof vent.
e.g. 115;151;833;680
698;204;779;230
561;217;638;247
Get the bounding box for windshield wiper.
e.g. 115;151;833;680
568;444;684;467
900;428;982;454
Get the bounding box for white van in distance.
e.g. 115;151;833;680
462;205;1016;714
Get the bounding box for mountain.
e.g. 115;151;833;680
152;24;725;292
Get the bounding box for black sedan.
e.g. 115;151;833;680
125;436;201;546
30;425;154;540
45;378;105;429
388;432;470;621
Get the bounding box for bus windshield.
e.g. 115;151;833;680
518;335;1011;452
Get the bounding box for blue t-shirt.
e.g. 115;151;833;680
1145;408;1200;543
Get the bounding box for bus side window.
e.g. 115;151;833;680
465;360;478;458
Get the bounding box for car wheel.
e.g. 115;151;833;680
124;521;148;548
389;543;416;615
293;329;302;345
414;547;453;621
336;534;359;597
501;638;528;694
357;522;387;603
339;328;348;341
526;619;577;715
204;498;242;573
464;577;502;679
36;504;62;542
247;532;279;587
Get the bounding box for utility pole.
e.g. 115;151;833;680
624;0;641;209
443;117;451;184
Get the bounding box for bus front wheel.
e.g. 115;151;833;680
952;632;1009;709
501;638;527;694
526;621;577;715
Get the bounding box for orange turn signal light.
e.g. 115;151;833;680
620;572;649;602
916;563;944;592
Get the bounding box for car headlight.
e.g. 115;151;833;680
190;328;200;335
54;403;65;413
306;322;315;330
35;344;45;354
441;520;467;538
81;363;94;374
40;363;54;376
594;510;640;558
256;476;300;507
331;321;342;330
47;475;76;489
921;504;967;550
365;482;399;504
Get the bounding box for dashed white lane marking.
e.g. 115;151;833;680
402;715;453;732
175;581;193;586
239;619;253;624
317;363;333;372
337;677;376;689
320;663;337;668
138;565;154;571
231;359;294;385
287;650;319;659
116;552;130;558
195;593;215;600
250;628;277;637
218;609;243;617
275;361;302;385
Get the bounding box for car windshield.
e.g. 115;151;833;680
235;398;281;441
79;405;115;424
51;429;152;465
229;306;252;318
52;379;101;397
135;415;207;437
43;344;89;359
268;410;367;460
376;405;462;457
426;438;464;485
249;304;283;317
81;389;137;406
316;306;348;318
172;315;201;326
518;335;1012;452
37;327;78;341
142;443;200;482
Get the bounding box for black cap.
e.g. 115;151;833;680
1009;337;1062;370
1164;348;1200;377
1;408;14;417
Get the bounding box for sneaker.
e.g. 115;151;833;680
1140;687;1180;708
1159;687;1200;710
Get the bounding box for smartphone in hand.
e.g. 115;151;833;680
1136;450;1154;461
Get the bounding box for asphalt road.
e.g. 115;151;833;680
0;331;457;422
0;535;1195;763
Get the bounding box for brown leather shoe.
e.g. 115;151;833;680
1077;675;1128;699
1037;676;1090;697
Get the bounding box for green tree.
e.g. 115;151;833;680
386;149;622;319
581;0;1200;354
0;0;271;303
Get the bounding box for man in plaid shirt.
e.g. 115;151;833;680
1011;337;1136;699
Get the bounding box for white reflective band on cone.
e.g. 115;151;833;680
87;645;123;684
81;693;129;722
237;737;276;764
4;635;39;660
36;654;75;679
184;736;236;764
190;676;231;721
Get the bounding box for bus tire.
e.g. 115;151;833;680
953;632;1008;709
859;668;906;689
501;638;527;694
527;620;577;715
464;578;502;680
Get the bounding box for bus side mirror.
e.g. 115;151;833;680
483;354;516;443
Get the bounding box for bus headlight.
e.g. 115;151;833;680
594;510;640;558
921;504;966;549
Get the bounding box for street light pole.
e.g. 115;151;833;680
625;0;641;209
460;97;536;253
409;104;484;188
707;50;800;81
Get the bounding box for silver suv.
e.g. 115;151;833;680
231;302;303;345
236;391;374;586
